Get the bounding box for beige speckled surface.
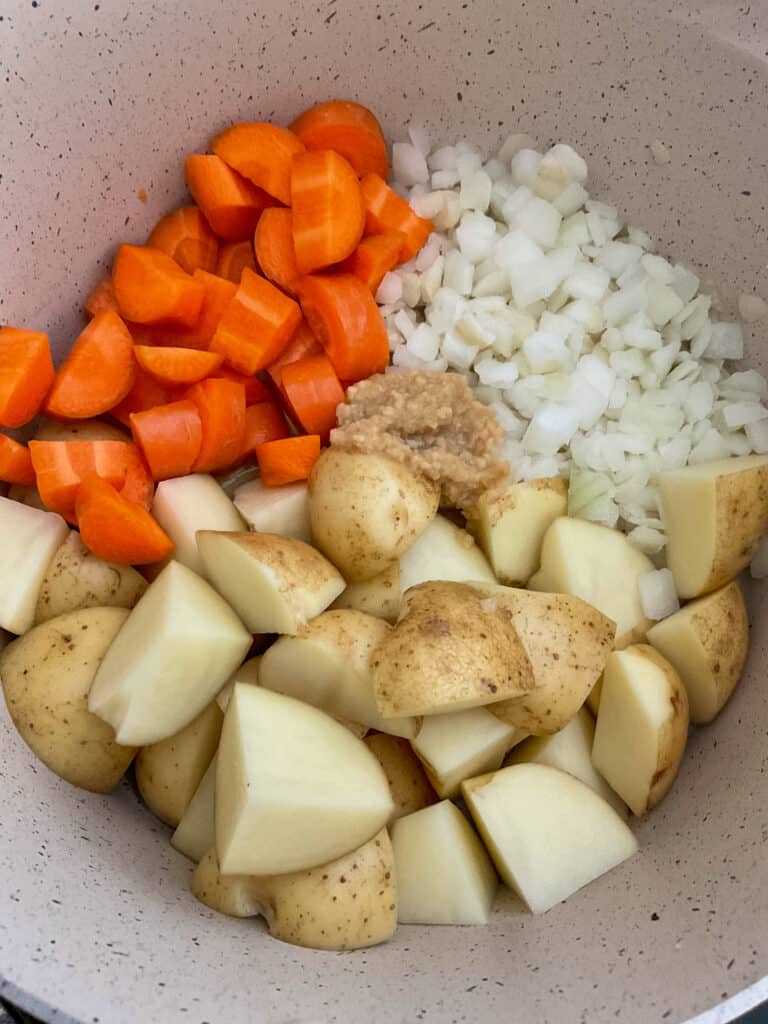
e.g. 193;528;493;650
1;0;767;1021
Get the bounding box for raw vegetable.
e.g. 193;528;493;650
0;435;35;486
147;205;219;275
341;231;404;293
360;173;433;261
0;327;55;429
35;418;129;443
232;477;311;542
280;353;345;438
266;319;322;389
215;240;257;283
129;400;203;480
84;276;120;319
297;273;389;383
0;497;69;634
186;377;246;473
291;150;365;273
113;244;205;326
110;368;177;427
146;269;238;351
363;734;437;822
210;366;272;405
290;100;388;178
256;434;321;486
133;345;223;386
29;439;137;517
212;121;304;204
76;475;174;565
240;402;290;457
185;154;275;241
210;267;302;375
253;207;300;295
151;473;244;576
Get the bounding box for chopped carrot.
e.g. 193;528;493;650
113;244;205;326
290;100;388;179
291;150;365;274
119;446;154;510
340;231;405;293
216;240;258;284
45;310;136;420
254;208;300;296
256;435;321;486
0;327;55;429
210;267;302;375
0;435;36;486
210;367;272;405
130;400;203;480
145;269;239;350
84;276;120;319
29;439;133;516
147;205;219;275
360;173;433;262
185;154;277;241
266;319;323;390
297;273;388;383
241;402;290;458
280;353;345;439
76;475;173;566
110;368;178;427
187;377;247;473
212;122;305;205
134;346;223;386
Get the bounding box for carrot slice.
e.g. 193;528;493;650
210;367;272;405
290;100;388;179
360;174;433;262
254;208;300;296
113;244;205;326
297;273;388;384
130;400;203;480
147;205;219;275
291;150;365;274
110;368;178;427
256;435;321;486
119;446;154;511
0;435;36;486
0;327;55;429
29;439;133;516
134;346;223;386
76;475;173;565
241;402;290;458
265;319;323;391
185;154;277;241
187;378;247;473
212;122;305;205
45;310;136;420
210;267;302;375
340;231;405;293
84;276;120;319
215;240;257;284
280;353;345;439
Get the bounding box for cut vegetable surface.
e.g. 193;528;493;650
147;205;219;275
113;244;205;327
280;353;345;438
232;478;311;542
212;121;305;204
290;100;388;179
0;435;35;486
134;346;222;386
151;473;244;576
0;327;55;429
291;149;365;274
360;173;433;261
364;734;437;821
0;497;69;633
341;232;404;294
240;402;290;458
215;240;257;283
187;377;246;473
253;207;300;296
185;154;275;241
257;434;321;486
29;439;140;518
76;476;174;565
84;276;119;319
129;400;203;481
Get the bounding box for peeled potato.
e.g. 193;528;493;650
232;478;312;543
308;448;440;581
658;455;768;598
151;474;244;577
647;581;748;723
0;497;69;634
171;755;216;863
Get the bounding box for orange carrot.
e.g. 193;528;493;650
84;276;120;319
297;273;388;383
212;122;305;205
119;446;154;511
291;150;365;274
290;100;388;179
340;231;404;293
187;377;247;473
256;435;321;486
139;269;237;351
45;310;136;420
0;327;55;429
241;402;290;458
254;208;300;296
134;346;223;386
216;240;258;283
0;435;36;486
147;205;219;275
210;367;273;405
280;353;345;439
110;368;178;427
185;154;277;241
29;439;134;516
360;173;433;262
130;400;203;480
113;244;205;326
76;475;173;565
210;267;302;375
266;319;323;390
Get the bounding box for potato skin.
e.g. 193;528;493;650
308;449;440;582
34;531;147;625
192;848;263;918
0;607;137;792
364;733;437;821
638;645;689;811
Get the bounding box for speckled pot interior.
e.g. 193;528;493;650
1;1;767;1022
